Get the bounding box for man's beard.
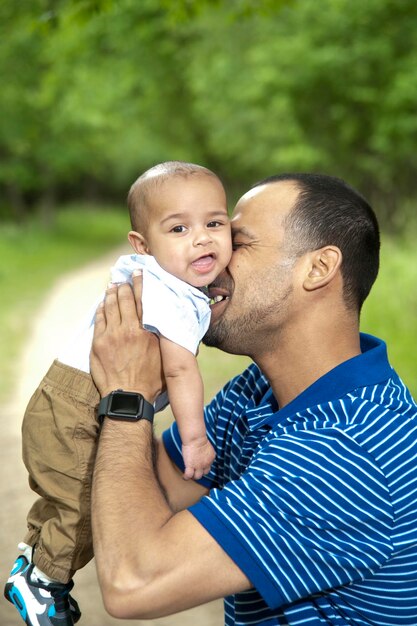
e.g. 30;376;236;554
203;315;236;353
203;282;293;356
203;306;272;356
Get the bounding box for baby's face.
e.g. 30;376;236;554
144;175;232;287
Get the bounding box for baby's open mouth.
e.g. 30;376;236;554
192;254;215;271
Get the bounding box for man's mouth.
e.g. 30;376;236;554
209;294;228;305
208;286;230;307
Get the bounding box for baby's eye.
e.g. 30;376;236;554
207;220;222;228
171;225;186;233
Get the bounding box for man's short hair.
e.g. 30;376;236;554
127;161;220;233
253;173;380;312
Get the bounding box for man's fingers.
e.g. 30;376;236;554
132;270;144;320
90;270;164;400
102;283;121;326
93;301;106;338
117;281;140;325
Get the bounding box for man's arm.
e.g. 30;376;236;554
90;276;251;620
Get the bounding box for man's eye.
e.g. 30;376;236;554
171;225;186;233
232;241;245;250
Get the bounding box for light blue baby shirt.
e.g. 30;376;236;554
58;254;211;374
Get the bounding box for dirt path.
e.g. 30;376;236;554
0;249;223;625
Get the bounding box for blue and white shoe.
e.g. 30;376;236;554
4;555;81;626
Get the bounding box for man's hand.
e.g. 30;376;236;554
90;271;165;401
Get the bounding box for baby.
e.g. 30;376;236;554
5;161;232;626
60;161;231;479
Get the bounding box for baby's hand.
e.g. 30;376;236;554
182;437;216;481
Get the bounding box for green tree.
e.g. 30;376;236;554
0;2;48;220
180;0;417;223
2;0;417;230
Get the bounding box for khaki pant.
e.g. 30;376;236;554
22;360;99;583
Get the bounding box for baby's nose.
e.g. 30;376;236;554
194;230;212;245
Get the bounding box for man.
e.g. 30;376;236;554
91;174;417;626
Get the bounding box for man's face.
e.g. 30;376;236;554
204;181;301;357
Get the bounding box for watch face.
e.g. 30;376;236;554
110;392;142;416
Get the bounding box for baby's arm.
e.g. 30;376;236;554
159;337;215;481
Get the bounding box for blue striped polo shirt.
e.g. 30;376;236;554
162;334;417;625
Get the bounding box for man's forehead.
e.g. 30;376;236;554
231;181;300;231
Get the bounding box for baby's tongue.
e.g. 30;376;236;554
192;255;212;269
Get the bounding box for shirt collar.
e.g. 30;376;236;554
246;333;392;431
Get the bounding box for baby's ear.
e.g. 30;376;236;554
128;230;150;255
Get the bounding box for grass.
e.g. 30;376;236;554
361;235;417;395
0;205;129;400
0;205;416;406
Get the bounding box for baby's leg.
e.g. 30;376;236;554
22;360;100;583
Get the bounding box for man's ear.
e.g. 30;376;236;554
128;230;150;255
303;246;342;291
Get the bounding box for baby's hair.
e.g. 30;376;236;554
127;161;221;233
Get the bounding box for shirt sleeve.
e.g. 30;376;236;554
110;254;211;355
142;268;211;355
189;427;394;610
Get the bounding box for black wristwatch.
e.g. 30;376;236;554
97;389;154;425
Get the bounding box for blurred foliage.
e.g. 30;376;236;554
1;0;417;230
